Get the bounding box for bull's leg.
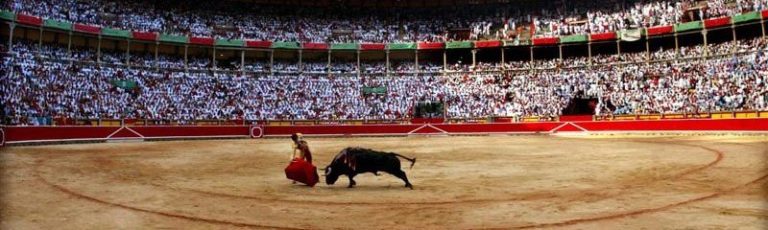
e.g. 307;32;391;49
391;170;413;189
347;174;357;188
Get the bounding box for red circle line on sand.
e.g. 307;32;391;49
499;142;766;229
152;141;724;206
33;141;760;229
33;166;304;230
504;172;768;229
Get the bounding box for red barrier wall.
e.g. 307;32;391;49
264;125;423;136
4;126;120;142
2;119;767;145
411;118;445;124
432;123;560;133
265;123;557;135
130;126;250;138
574;118;768;131
2;126;249;144
559;115;593;122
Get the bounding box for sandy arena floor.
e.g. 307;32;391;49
1;135;767;229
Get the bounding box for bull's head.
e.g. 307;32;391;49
324;165;340;185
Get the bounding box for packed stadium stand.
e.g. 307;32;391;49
5;0;767;41
1;0;768;125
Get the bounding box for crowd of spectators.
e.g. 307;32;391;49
5;0;767;43
599;50;768;115
2;35;766;125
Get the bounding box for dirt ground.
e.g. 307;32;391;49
1;135;767;229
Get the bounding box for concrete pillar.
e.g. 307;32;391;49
212;47;217;70
385;50;390;77
674;33;679;61
240;49;245;73
731;24;737;55
97;35;102;64
38;27;42;50
327;50;332;77
645;35;650;65
587;42;593;67
414;50;419;74
7;22;15;77
702;29;708;58
183;44;188;71
298;49;303;73
67;30;73;64
155;41;160;71
270;50;274;74
616;39;622;67
356;50;361;78
7;22;14;52
442;50;447;71
126;39;131;67
529;46;534;70
500;47;505;70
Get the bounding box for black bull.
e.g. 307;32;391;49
323;147;416;189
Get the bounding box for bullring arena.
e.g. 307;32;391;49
4;0;768;228
1;122;767;229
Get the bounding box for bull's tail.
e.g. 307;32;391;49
393;153;417;169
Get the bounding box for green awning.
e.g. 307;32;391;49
331;43;358;50
43;19;72;31
112;80;137;90
159;34;189;44
0;10;15;21
363;87;387;94
271;41;300;49
446;41;473;49
215;39;245;47
560;34;588;43
732;11;761;24
101;27;131;38
674;21;703;32
388;43;416;50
